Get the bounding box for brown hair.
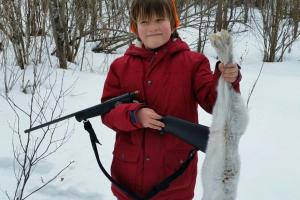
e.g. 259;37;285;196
130;0;179;37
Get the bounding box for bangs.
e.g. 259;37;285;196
137;1;167;21
131;0;173;23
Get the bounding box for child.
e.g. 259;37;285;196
101;0;241;199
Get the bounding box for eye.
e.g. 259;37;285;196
156;18;165;22
139;20;148;24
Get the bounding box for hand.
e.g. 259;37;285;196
136;108;165;130
218;63;239;83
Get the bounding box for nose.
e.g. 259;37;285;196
147;21;158;32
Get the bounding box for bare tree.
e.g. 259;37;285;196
174;0;247;52
0;40;3;52
1;40;23;94
243;0;251;23
49;0;68;69
288;0;300;53
26;0;48;37
0;0;50;69
1;62;75;200
253;0;300;62
91;0;135;53
0;1;28;69
1;23;75;198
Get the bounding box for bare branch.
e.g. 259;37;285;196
247;61;265;107
22;160;75;200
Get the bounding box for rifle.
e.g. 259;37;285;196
24;91;209;152
24;91;210;200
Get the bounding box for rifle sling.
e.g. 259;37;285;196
83;120;197;200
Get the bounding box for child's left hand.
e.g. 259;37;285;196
218;63;239;83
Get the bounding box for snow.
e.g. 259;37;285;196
1;26;300;200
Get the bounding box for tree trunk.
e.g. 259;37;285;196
215;0;223;32
49;0;67;69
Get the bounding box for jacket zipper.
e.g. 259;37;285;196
141;50;157;194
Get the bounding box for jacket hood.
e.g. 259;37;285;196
125;38;190;58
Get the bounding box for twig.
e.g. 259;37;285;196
22;161;75;200
247;62;265;107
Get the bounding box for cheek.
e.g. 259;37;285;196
160;23;172;35
137;26;146;38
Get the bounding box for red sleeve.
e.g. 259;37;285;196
193;55;219;114
193;58;242;114
100;60;143;132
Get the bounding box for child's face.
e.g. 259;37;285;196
137;15;173;49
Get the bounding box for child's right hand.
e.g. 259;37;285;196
136;108;165;130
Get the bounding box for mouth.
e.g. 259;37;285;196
146;33;162;37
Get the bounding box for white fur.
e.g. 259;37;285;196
202;30;248;200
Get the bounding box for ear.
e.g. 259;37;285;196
130;23;138;34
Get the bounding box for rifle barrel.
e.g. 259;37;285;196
24;112;76;133
24;91;138;133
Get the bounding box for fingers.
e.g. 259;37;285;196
147;109;162;120
144;109;165;130
136;108;165;130
218;62;225;72
218;63;239;83
148;119;165;130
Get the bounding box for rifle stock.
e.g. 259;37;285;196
162;116;209;153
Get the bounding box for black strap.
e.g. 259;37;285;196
142;148;197;200
83;120;142;200
83;120;197;200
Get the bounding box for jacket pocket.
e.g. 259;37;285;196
111;143;140;192
163;150;195;192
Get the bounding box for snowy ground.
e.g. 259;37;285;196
1;27;300;200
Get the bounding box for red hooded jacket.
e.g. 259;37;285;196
101;38;240;200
